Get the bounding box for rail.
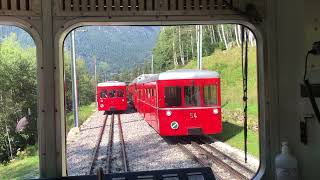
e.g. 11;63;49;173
89;114;108;174
191;141;250;180
117;114;129;172
105;113;114;173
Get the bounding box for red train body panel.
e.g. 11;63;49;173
128;69;222;136
97;81;127;112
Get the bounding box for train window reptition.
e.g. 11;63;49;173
164;86;182;107
184;86;201;106
203;85;218;106
117;90;124;97
100;90;107;98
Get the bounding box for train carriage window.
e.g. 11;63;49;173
164;87;182;107
203;85;218;106
184;86;201;106
108;90;116;98
100;90;107;98
117;90;124;97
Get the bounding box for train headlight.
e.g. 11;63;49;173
100;104;104;108
213;108;219;115
122;99;125;102
166;110;172;117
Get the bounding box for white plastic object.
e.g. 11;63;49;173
275;141;299;180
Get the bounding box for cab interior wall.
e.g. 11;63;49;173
274;0;320;179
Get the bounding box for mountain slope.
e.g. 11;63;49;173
0;25;160;73
64;26;160;73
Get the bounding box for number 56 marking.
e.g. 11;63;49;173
190;112;197;119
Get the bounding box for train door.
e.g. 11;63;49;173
183;80;204;134
97;86;107;111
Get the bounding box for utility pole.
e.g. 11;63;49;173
70;30;79;128
196;25;203;70
151;54;154;74
94;56;97;83
94;56;97;107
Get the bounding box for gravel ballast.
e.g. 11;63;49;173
67;111;259;178
67;111;106;175
120;113;199;172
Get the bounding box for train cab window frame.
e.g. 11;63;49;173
108;90;117;98
184;86;201;107
117;89;124;97
100;90;107;98
164;86;182;107
203;85;218;106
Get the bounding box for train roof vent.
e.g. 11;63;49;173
55;0;244;18
0;0;41;16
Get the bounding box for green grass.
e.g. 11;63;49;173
66;102;96;132
183;47;258;126
0;146;39;180
0;104;96;180
183;47;259;157
211;122;259;157
184;47;258;109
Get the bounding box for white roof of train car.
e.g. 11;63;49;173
159;69;219;80
97;81;126;87
130;74;158;84
136;69;219;84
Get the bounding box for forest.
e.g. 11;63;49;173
111;24;256;81
0;33;95;163
64;26;160;78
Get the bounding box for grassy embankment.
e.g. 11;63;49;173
0;103;96;180
183;46;259;157
0;146;39;180
66;102;96;132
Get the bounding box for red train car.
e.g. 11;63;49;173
97;81;127;112
128;74;155;109
129;69;222;136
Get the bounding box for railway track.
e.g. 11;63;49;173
89;114;108;175
117;114;129;172
200;137;256;176
87;112;253;178
176;137;255;180
89;113;128;175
